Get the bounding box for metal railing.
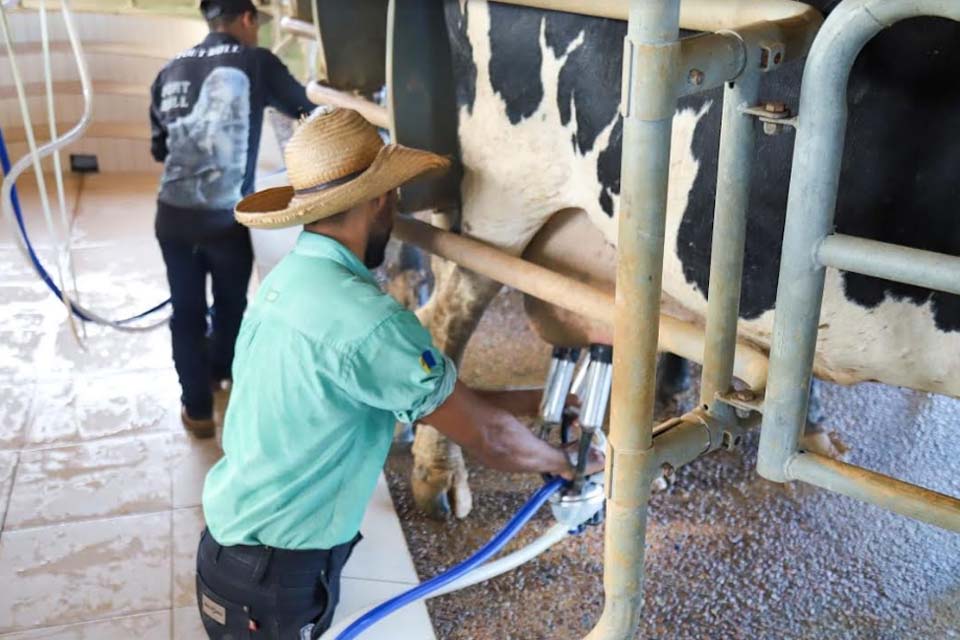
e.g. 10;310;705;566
248;2;960;637
755;0;960;533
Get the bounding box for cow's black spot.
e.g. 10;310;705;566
596;116;622;217
550;13;625;154
675;15;960;330
831;17;960;333
443;0;477;113
543;13;580;58
488;2;543;124
675;79;798;321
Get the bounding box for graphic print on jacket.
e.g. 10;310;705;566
158;67;251;210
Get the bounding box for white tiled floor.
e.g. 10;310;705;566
0;174;434;639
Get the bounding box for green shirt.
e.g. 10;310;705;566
202;231;456;550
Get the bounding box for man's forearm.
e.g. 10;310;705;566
475;388;542;417
424;382;569;477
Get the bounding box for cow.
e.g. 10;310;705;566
404;0;960;519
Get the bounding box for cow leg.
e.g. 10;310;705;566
800;378;850;459
411;263;503;519
656;353;691;402
398;243;434;308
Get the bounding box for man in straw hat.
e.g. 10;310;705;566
195;108;604;639
150;0;315;439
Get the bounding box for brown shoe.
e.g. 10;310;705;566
181;406;215;439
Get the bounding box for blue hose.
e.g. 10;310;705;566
0;124;170;324
333;477;567;640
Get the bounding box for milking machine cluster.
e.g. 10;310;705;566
538;345;613;532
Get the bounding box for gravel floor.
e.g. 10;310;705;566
385;286;960;640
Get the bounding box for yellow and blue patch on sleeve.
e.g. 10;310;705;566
419;350;437;374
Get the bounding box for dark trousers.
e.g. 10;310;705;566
158;228;253;418
196;529;361;640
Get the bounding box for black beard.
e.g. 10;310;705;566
364;228;390;269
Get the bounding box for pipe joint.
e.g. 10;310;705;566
605;442;658;506
624;38;682;121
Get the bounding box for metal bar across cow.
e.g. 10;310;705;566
277;16;392;129
818;233;960;297
758;0;960;533
305;81;390;129
391;216;771;391
492;0;818;29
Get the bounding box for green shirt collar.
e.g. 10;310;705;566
294;231;377;285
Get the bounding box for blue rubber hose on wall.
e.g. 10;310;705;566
332;477;567;640
0;123;170;324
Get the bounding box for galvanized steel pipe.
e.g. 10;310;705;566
583;1;682;637
758;0;960;485
492;1;823;102
818;234;960;297
279;15;316;40
674;14;822;98
392;216;770;390
305;82;390;129
699;75;761;418
788;453;960;532
492;0;818;30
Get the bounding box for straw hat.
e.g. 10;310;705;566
234;108;450;229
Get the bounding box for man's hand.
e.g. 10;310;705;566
425;382;586;477
558;441;605;481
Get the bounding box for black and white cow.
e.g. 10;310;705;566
409;0;960;518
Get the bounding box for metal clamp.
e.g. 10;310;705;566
739;102;798;135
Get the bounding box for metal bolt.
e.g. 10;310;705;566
760;101;790;136
764;101;787;114
688;69;705;86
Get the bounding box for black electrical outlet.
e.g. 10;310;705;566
70;154;99;173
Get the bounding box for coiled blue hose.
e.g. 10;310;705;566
333;477;567;640
0;124;170;324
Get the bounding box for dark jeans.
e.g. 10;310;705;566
158;228;253;418
196;529;361;640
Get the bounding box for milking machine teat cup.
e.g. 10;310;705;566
537;344;613;533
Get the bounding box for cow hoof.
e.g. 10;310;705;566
656;354;691;400
411;463;473;520
800;428;850;460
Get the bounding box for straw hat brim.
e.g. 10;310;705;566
234;144;451;229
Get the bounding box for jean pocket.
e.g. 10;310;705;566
196;572;252;639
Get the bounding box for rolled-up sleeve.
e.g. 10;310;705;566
342;310;457;424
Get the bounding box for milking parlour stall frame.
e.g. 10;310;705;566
276;0;960;638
